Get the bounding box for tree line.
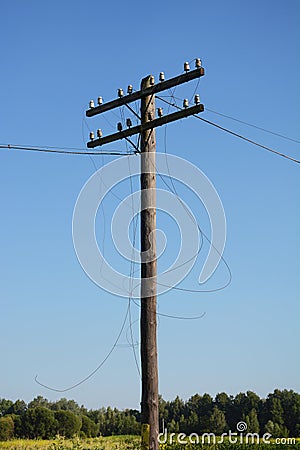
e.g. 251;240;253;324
0;389;299;440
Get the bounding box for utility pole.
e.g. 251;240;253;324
85;60;205;450
140;76;158;450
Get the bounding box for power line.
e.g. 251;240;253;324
0;143;135;156
195;116;300;164
205;108;300;144
35;301;131;392
158;93;300;144
156;96;300;164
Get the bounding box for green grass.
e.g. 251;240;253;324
0;436;299;450
0;436;140;450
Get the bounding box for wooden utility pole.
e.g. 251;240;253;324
85;61;205;450
140;76;158;450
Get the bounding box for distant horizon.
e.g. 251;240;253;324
2;387;300;411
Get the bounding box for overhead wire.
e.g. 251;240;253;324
155;95;300;164
120;103;141;378
205;108;300;144
158;93;300;146
155;120;232;293
0;143;135;156
35;300;131;392
194;116;300;164
144;70;232;295
34;111;137;392
30;64;299;391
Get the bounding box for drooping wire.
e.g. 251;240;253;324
34;117;135;392
132;298;206;321
35;300;131;392
124;111;141;378
154;101;232;294
142;79;231;293
137;65;232;292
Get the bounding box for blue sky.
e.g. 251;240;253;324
0;0;299;411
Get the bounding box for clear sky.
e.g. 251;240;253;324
0;0;299;411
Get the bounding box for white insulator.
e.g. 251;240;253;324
183;98;189;108
159;72;165;82
118;88;124;97
150;75;155;85
89;131;94;140
194;94;200;104
195;58;202;68
97;96;103;105
157;108;163;117
89;100;95;109
184;62;190;72
127;85;133;94
97;129;103;138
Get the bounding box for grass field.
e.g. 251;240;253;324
0;435;139;450
0;436;299;449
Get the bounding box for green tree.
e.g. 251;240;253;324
28;396;50;409
8;399;27;416
80;415;99;437
51;398;80;413
265;419;275;435
168;418;179;433
232;391;260;426
269;396;284;427
0;399;13;417
23;407;57;439
215;392;232;414
277;389;300;436
244;408;260;434
159;395;169;430
55;410;81;438
198;394;213;433
0;416;14;441
169;396;185;423
209;406;227;434
7;414;23;438
264;419;288;437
